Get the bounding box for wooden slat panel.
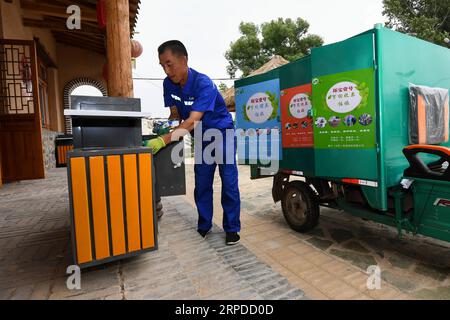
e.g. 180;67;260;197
57;146;62;165
23;17;103;34
63;146;67;165
89;156;110;260
57;145;72;166
64;146;68;164
70;157;92;264
106;155;126;256
123;154;141;252
20;1;98;22
0;130;42;181
138;153;155;249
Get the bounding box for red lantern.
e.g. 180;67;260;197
131;39;143;58
97;0;106;29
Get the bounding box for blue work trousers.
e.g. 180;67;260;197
194;129;241;233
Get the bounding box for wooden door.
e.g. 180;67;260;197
0;39;45;182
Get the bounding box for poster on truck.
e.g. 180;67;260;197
280;84;314;148
312;68;376;149
235;78;282;161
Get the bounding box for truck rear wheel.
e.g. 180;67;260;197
281;181;320;232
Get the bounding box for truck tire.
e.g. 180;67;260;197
281;181;320;232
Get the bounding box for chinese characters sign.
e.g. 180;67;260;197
326;82;362;113
312;68;375;149
235;79;282;161
280;84;314;148
245;92;274;123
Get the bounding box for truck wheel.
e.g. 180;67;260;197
281;181;320;232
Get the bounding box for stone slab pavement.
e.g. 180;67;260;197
1;162;449;300
183;163;450;300
0;168;305;300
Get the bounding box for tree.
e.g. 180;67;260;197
218;82;228;93
225;22;267;78
383;0;450;46
225;18;324;78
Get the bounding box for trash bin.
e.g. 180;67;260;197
55;135;73;168
64;96;157;268
143;134;187;198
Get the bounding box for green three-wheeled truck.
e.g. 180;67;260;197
235;25;450;244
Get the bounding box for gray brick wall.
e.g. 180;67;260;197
42;129;61;170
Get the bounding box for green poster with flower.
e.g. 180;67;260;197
312;68;376;149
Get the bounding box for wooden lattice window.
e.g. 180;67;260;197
0;42;37;115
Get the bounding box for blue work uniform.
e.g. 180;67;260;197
163;68;241;233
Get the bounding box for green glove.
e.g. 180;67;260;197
144;136;166;154
154;126;171;135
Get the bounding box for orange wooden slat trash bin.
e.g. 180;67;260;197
67;147;157;268
63;96;165;268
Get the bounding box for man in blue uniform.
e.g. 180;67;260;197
146;40;241;245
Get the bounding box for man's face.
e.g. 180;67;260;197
159;49;188;85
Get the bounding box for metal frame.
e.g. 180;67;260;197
374;25;388;211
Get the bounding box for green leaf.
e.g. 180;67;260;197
242;104;250;121
383;0;450;47
287;103;293;117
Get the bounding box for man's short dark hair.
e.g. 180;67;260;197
158;40;188;57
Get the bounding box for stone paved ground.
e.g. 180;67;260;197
184;163;450;300
1;163;450;300
0;169;305;300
